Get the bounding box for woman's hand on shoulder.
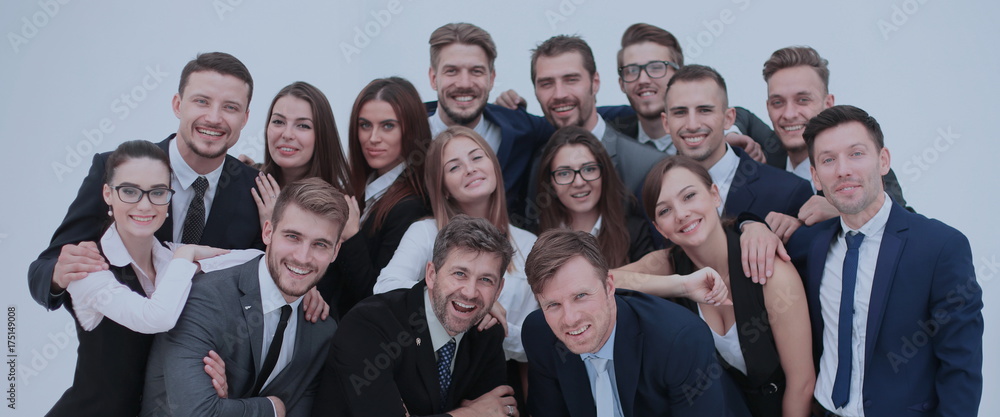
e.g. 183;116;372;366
251;172;281;229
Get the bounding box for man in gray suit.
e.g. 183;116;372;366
141;178;349;417
530;35;664;195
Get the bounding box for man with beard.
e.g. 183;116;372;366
29;52;263;311
530;35;664;196
141;178;346;417
426;23;553;225
792;105;982;416
312;215;518;417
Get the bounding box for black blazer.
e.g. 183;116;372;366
47;264;153;417
312;281;507;417
28;135;263;310
725;146;813;220
319;194;430;318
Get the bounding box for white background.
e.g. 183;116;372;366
1;0;997;415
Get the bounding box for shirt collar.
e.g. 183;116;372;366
169;137;226;189
591;215;604;237
424;288;465;351
707;144;740;184
582;322;617;362
590;116;607;142
637;127;675;154
100;223;174;268
838;192;893;238
430;106;490;138
257;257;304;316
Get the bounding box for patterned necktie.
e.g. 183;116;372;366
252;304;292;396
587;356;615;417
436;338;457;406
832;231;865;408
181;176;209;244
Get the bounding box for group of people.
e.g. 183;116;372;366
27;20;983;417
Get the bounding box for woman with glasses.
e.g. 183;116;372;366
534;126;653;268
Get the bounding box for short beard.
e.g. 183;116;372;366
440;100;486;127
183;134;228;159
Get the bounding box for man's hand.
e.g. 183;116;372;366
477;300;508;336
765;212;803;244
494;89;526;110
302;287;330;323
267;396;286;417
739;222;789;285
52;241;107;291
726;132;766;164
203;350;228;398
680;267;731;306
452;385;519;417
798;195;839;226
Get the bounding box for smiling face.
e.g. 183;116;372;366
810;121;890;228
430;43;496;127
533;52;600;130
662;78;735;167
766;65;834;154
619;41;677;121
536;256;616;355
650;166;722;248
172;70;250;167
441;135;498;212
425;248;504;336
262;203;342;303
103;158;172;240
550;144;602;219
267;95;316;182
357;99;404;175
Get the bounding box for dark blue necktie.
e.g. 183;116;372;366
832;231;865;408
436;338;456;405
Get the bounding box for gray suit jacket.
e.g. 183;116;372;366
601;123;666;195
141;257;337;417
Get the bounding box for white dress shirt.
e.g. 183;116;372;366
256;257;304;390
581;324;624;417
169;139;225;243
67;225;261;333
361;162;406;223
636;127;676;155
590;116;608;144
424;288;466;373
786;156;817;193
707;144;741;215
374;218;538;362
814;194;892;417
429;110;502;155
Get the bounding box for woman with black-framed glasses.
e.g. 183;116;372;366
534;126;654;268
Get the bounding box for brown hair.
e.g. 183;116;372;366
178;52;253;106
536;126;631;268
347;77;430;232
432;214;514;278
530;35;596;83
666;64;729;107
616;23;684;69
424;126;510;237
105;140;171;185
272;177;350;241
429;23;498;71
261;81;353;193
641;155;714;221
762;46;830;92
803;105;884;165
525;229;609;295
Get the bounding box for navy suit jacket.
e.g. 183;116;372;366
28;135;263;310
725;146;812;220
523;290;747;417
791;202;983;416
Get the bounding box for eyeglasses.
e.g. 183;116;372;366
618;60;680;83
551;164;602;185
113;185;175;205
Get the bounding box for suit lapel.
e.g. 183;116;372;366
201;156;241;246
407;284;443;412
483;106;515;170
238;257;266;381
806;221;840;352
864;204;907;367
613;297;641;417
556;345;595;417
725;150;759;216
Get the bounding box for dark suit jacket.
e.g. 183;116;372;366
320;195;430;318
791;202;983;416
523;290;747;417
28;135;263;310
141;257;337;417
426;102;554;221
725;146;813;220
312;281;507;417
600;124;667;197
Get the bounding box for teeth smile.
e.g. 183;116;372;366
554;105;575;112
278;147;296;152
783;125;805;132
571;192;590;198
684;136;706;143
287;265;311;275
131;215;153;222
197;128;223;137
568;325;589;336
682;220;699;233
638;91;655;97
454;96;474;102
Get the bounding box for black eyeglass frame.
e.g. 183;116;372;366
113;185;176;206
617;60;680;83
550;164;603;185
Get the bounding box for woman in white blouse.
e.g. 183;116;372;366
374;126;537;363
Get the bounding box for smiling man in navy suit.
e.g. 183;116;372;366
794;105;982;416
